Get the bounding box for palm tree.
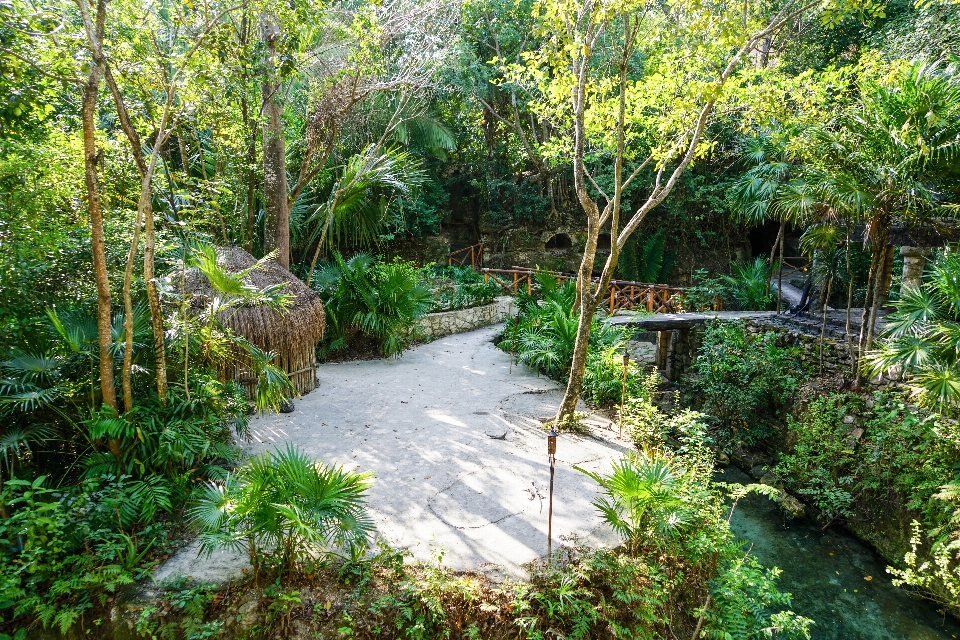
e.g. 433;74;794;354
865;250;960;409
301;145;427;285
313;252;433;357
191;443;373;580
575;451;689;556
728;129;805;309
799;60;960;353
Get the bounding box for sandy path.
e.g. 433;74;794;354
155;325;627;583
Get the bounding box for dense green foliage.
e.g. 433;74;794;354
313;253;434;358
688;321;803;443
497;273;650;408
867;250;960;408
721;259;777;311
192;444;373;577
421;265;502;313
2;0;959;633
774;388;960;607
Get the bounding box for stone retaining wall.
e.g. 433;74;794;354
664;316;877;383
414;296;517;340
744;319;856;377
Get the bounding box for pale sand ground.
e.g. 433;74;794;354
154;325;629;583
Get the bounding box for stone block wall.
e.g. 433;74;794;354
414;296;517;341
744;319;857;378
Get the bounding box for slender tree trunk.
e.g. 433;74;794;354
241;93;258;252
845;232;856;374
876;243;896;308
121;206;144;412
819;276;832;374
556;236;603;419
103;67;170;404
766;221;784;297
865;241;894;353
144;190;169;404
80;5;117;411
858;258;877;350
777;228;785;314
858;222;890;358
260;14;290;268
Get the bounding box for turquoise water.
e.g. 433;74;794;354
718;466;960;640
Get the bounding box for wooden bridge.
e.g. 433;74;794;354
446;242;721;315
480;267;689;314
607;311;778;380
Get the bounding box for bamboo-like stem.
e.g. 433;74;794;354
819;277;833;374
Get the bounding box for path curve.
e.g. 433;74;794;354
155;325;626;583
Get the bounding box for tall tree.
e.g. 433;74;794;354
509;0;873;421
260;13;291;268
799;59;960;355
76;0;117;411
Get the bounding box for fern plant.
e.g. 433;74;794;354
576;451;689;556
722;257;776;311
314;252;432;357
865;250;960;408
191;444;373;579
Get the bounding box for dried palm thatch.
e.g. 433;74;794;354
183;246;325;396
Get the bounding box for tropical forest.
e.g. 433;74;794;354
2;0;960;637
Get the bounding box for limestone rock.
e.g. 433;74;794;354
759;470;781;488
236;597;260;626
777;493;806;519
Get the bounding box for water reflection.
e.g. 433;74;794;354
717;466;960;640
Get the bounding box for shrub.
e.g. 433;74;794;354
688;320;802;443
678;268;727;312
0;475;168;635
314;253;433;357
722;257;776;311
192;444;374;578
573;434;812;639
420;265;500;312
865;250;960;409
581;346;659;408
499;272;637;403
775;394;858;522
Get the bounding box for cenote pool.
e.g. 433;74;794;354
718;466;960;640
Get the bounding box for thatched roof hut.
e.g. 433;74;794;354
184;246;325;396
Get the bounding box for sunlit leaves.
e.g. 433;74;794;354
867;251;960;409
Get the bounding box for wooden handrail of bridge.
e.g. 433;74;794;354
447;243;483;268
777;256;809;279
480;267;690;314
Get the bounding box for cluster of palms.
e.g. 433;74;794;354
865;250;960;408
729;59;960;361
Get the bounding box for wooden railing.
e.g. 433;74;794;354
481;267;540;295
606;281;685;314
447;243;483;268
481;267;686;314
778;256;809;279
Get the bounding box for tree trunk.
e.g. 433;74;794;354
876;243;896;307
865;241;894;353
819;276;833;374
859;223;890;358
766;221;784;298
121;205;144;412
845;232;856;375
103;67;170;405
80;10;117;411
241;94;258;252
260;14;289;268
777;228;785;314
